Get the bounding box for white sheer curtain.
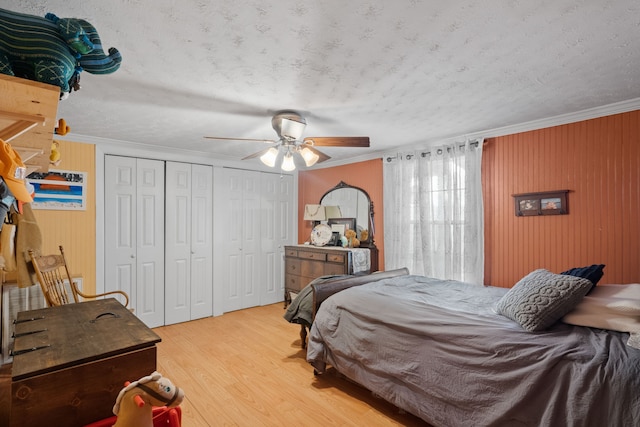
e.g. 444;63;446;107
383;140;484;285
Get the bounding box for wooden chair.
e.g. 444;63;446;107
28;245;130;308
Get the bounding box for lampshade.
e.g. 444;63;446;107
280;117;306;140
303;204;326;221
260;147;279;167
324;205;342;219
299;146;319;167
260;143;322;171
281;152;296;171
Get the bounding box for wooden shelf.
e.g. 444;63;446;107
0;75;59;174
14;146;44;162
0;110;46;142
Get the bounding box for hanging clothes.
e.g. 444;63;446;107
0;208;16;272
15;203;42;287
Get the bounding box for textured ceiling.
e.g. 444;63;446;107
9;0;640;168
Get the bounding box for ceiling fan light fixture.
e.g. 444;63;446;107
279;117;306;140
281;151;296;171
260;147;279;167
207;111;365;168
300;146;319;167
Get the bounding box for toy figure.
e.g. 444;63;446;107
112;371;184;427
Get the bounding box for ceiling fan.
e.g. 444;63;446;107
204;110;370;171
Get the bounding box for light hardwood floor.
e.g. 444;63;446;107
154;303;428;426
0;303;428;426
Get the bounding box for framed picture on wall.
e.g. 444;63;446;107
513;190;568;216
518;198;539;215
27;169;87;210
541;197;562;212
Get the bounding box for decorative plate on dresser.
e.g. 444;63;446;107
310;223;332;246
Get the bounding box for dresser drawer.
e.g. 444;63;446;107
301;260;327;278
285;248;298;257
285;274;306;292
327;253;345;263
298;250;327;261
285;258;301;275
324;263;348;275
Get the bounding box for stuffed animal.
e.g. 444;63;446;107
344;229;360;248
49;141;61;166
0;8;121;100
54;118;70;135
112;371;184;427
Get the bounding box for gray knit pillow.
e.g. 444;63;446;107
495;269;592;332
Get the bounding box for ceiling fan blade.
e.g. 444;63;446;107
303;136;370;147
304;145;331;163
204;136;276;143
242;147;272;160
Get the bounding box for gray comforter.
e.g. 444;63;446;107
306;275;640;427
283;275;348;327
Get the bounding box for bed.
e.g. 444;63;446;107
304;268;640;427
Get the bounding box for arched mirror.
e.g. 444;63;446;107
320;181;375;248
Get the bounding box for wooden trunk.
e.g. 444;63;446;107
10;299;161;427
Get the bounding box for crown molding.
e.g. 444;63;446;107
373;97;640;164
476;97;640;139
57;98;640;170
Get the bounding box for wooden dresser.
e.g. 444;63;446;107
284;245;369;306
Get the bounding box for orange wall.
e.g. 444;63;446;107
303;111;640;288
483;110;640;287
298;159;385;271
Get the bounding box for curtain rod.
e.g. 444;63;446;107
385;140;481;163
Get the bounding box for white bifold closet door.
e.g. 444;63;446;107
164;162;213;325
104;156;165;328
213;168;294;314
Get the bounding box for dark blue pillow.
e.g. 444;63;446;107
560;264;605;292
